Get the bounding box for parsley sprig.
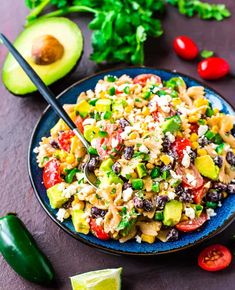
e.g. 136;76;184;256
24;0;231;65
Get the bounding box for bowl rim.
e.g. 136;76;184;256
28;66;235;256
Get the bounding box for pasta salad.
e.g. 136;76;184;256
34;73;235;244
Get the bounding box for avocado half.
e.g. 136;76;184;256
2;17;83;95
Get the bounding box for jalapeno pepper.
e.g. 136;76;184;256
0;214;54;284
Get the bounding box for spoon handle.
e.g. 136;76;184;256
0;33;89;149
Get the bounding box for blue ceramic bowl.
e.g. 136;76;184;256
28;67;235;255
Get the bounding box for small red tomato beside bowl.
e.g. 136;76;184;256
198;57;230;80
173;36;199;60
198;244;232;272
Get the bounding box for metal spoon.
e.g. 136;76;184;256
0;33;98;189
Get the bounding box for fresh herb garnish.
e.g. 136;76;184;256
201;49;214;58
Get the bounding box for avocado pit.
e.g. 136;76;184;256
31;34;64;65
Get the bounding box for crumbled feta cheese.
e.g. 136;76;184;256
157;95;171;107
177;106;189;116
185;207;195;220
86;89;95;98
139;144;149;154
186;173;197;187
57;182;66;192
120;126;132;139
185;146;191;154
168;191;175;200
63;184;77;198
111;138;119;148
161;106;171;113
165;132;175;143
218;201;222;207
149;101;157;113
170;170;182;180
133;123;141;131
95;82;106;94
135;235;142;243
123;188;133;202
82;118;96;126
198;125;208;137
206;208;217;219
56;208;67;222
181;151;190;168
96;217;103;226
91;138;98;148
33;147;39;153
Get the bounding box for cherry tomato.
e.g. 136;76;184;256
89;218;110;240
43;159;62;189
74;115;84;134
96;124;122;159
172;137;192;160
198;244;232;272
193;185;209;204
173;36;199;60
58;130;75;152
176;212;208;232
198;57;230;80
176;165;204;189
133;74;161;86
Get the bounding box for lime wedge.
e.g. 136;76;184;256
70;268;122;290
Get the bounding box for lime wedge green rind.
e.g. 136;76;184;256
70;268;122;290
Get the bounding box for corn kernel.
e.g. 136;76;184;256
125;105;133;113
131;172;137;178
194;97;208;108
211;125;219;133
54;150;67;161
66;154;75;164
223;192;228;199
176;132;183;137
99;91;106;98
160;155;171;165
180;214;189;222
190;133;198;142
141;234;155;244
214;108;219;114
172;98;182;106
146;163;154;169
142;106;150;116
191;141;199;150
197;148;207;156
129;132;139;140
189;115;200;123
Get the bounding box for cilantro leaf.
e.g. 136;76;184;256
201;49;214;59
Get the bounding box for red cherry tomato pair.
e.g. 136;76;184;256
89;218;109;240
173;35;229;80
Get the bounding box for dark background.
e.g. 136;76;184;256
0;0;235;289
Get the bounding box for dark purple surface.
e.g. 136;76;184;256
0;1;235;289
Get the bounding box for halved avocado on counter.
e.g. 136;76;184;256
2;17;83;95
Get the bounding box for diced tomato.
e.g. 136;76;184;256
115;88;122;94
172;137;192;160
198;244;232;272
190;123;199;134
74;115;84;134
193;185;209;204
43;159;62;189
95;124;122;159
89;218;110;240
58;130;75;152
176;165;204;190
176;212;208;232
133;74;161;86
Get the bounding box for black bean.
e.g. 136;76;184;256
206;189;222;202
133;196;144;209
175;185;193;202
50;140;60;149
123;182;132;190
112;162;121;174
143;199;153;212
214;156;223;168
62;196;74;209
166;228;179;242
226;151;235;166
155;195;169;210
162;138;171;152
119;118;130;129
91;207;107;218
198;136;210;146
231;124;235;137
213;182;228;192
227;184;235;194
87;156;100;171
189;150;197;162
124;146;134;160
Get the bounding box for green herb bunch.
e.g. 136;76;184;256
25;0;231;65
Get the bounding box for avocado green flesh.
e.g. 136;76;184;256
47;183;68;209
195;155;219;180
163;200;183;226
2;17;83;95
